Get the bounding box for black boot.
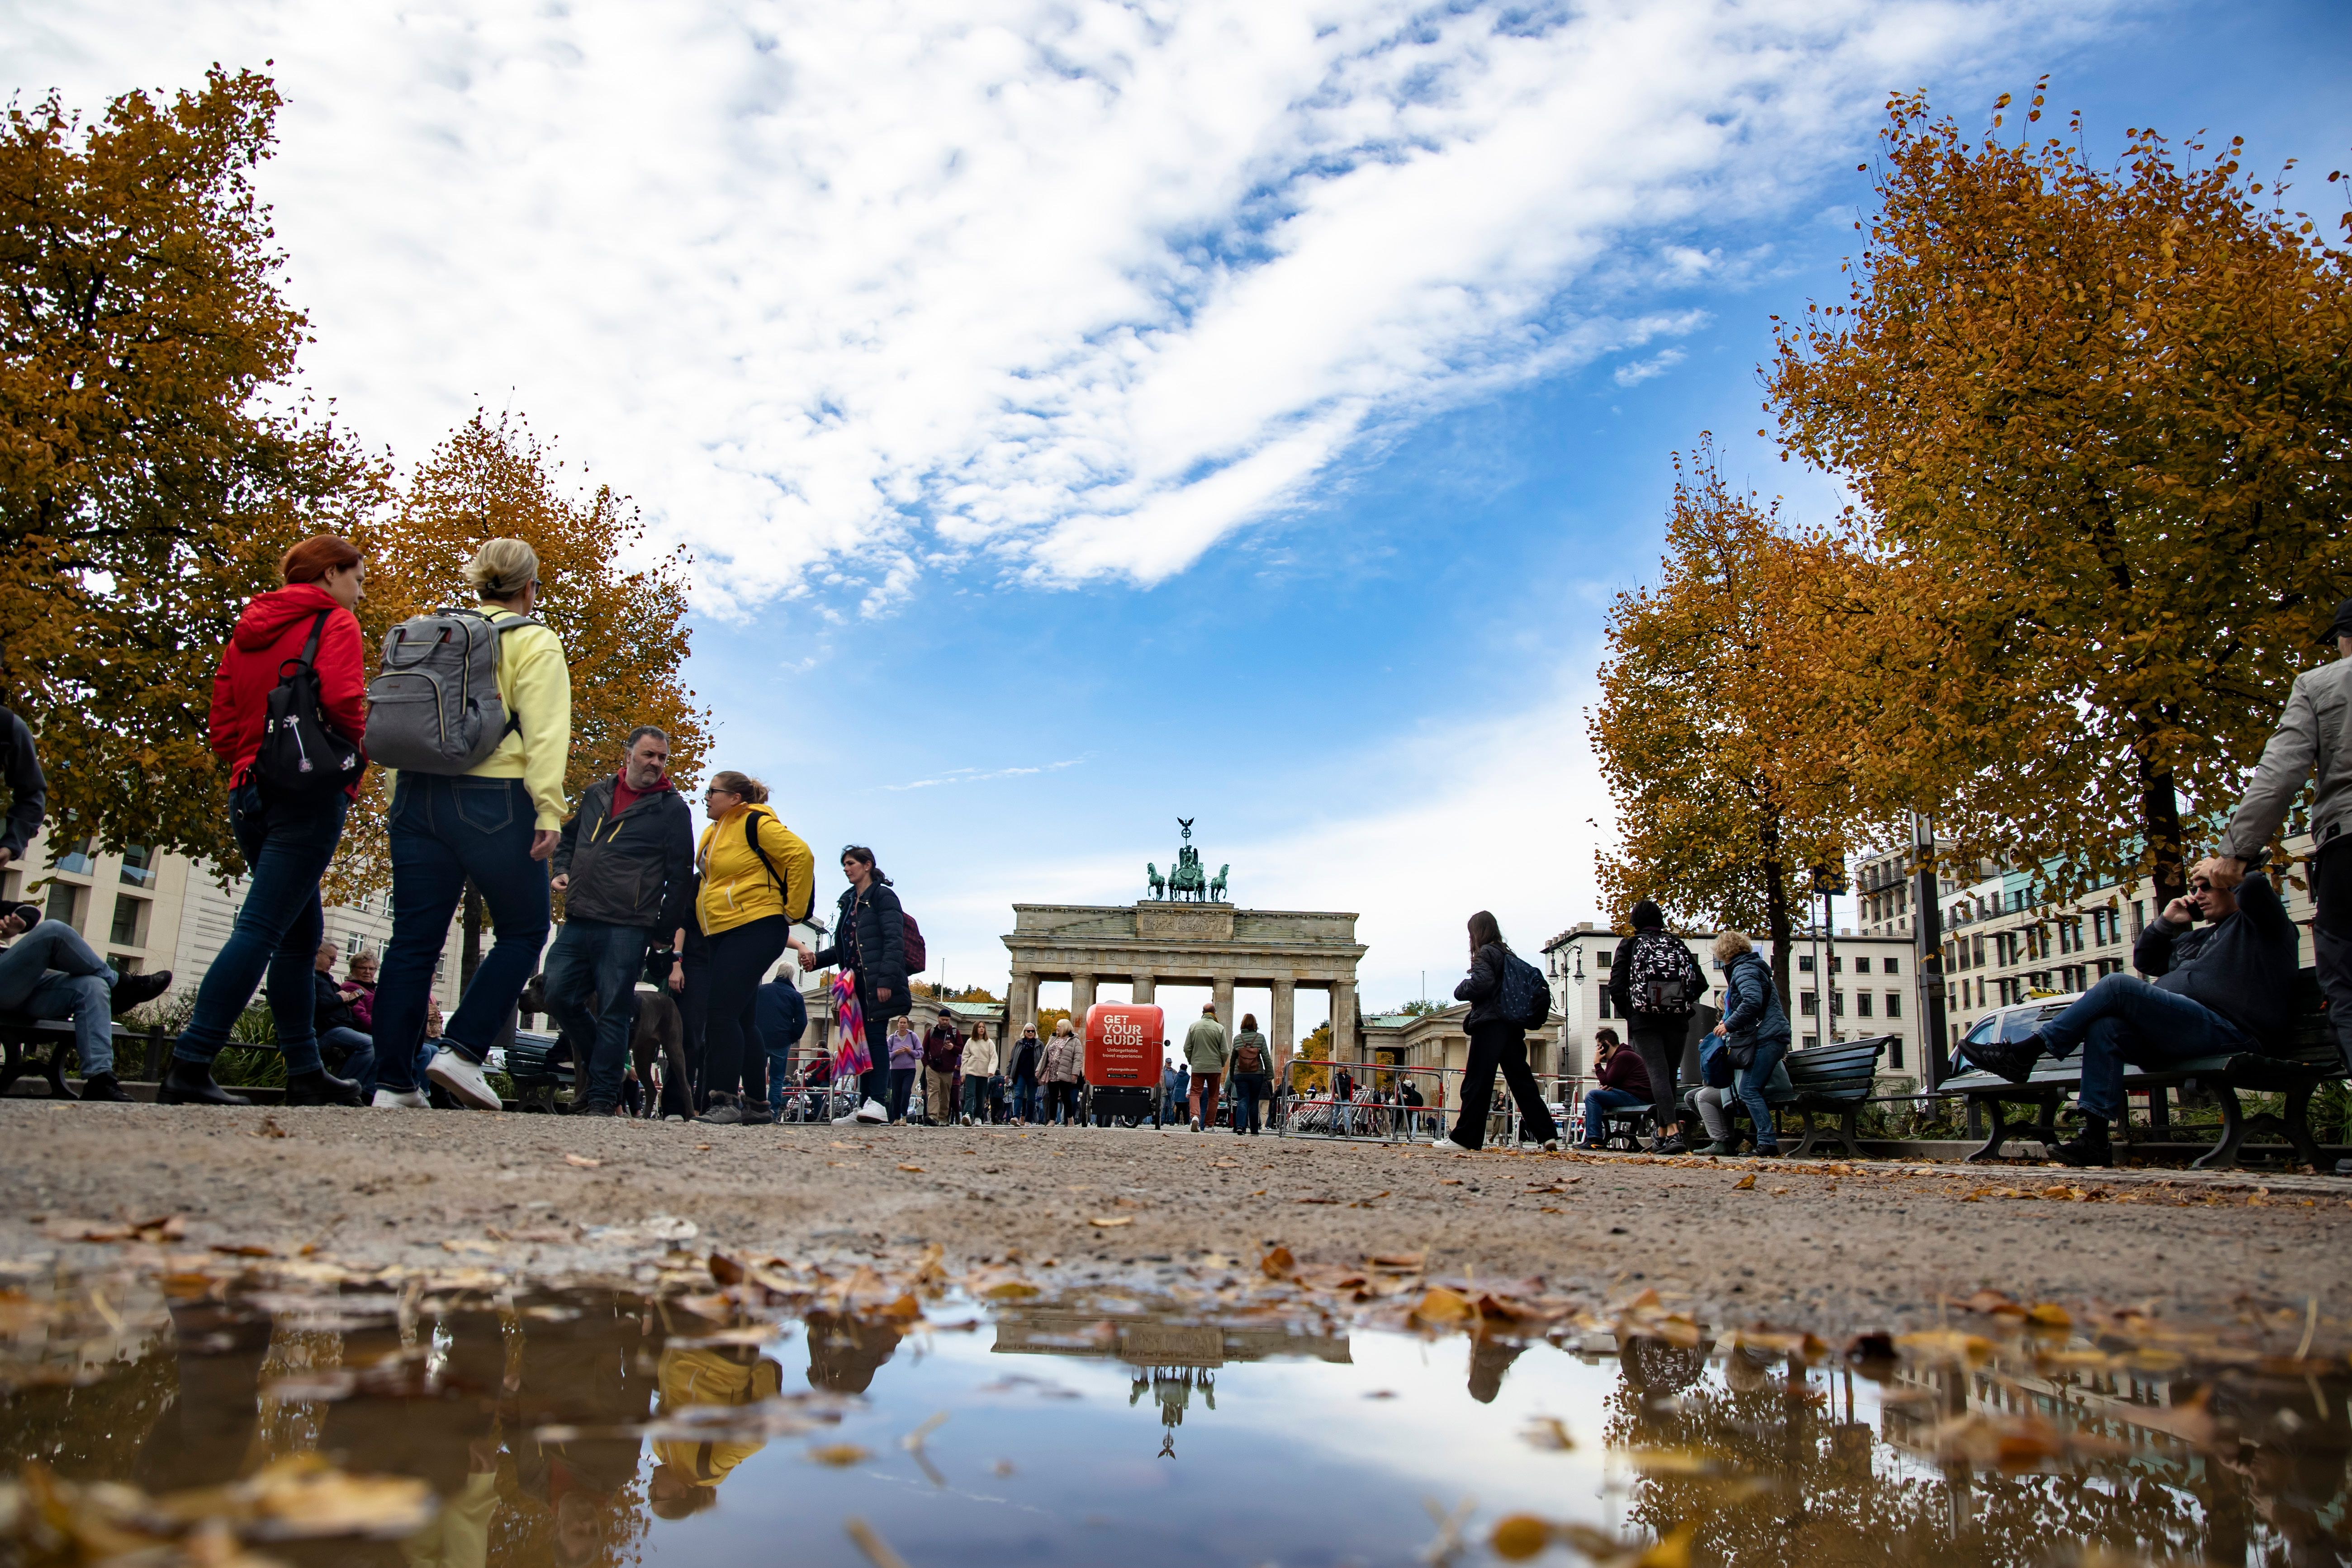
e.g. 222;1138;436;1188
156;1058;251;1107
110;970;173;1017
284;1067;364;1107
2050;1114;2112;1168
79;1071;133;1103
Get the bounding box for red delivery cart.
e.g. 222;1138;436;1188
1082;1002;1164;1128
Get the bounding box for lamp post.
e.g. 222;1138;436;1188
1912;812;1949;1092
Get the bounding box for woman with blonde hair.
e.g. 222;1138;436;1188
369;537;571;1113
692;770;814;1125
1704;928;1788;1156
1040;1015;1086;1126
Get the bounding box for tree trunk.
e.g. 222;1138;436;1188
460;880;483;994
1761;817;1793;1006
2139;750;2187;910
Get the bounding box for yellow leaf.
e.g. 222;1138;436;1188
2027;1302;2072;1327
898;1164;925;1173
808;1444;873;1467
1732;1174;1757;1190
563;1154;602;1169
1412;1287;1475;1325
1088;1216;1134;1228
1491;1514;1551;1561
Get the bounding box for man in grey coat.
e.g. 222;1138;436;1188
2216;597;2352;1169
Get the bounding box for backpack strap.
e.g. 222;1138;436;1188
482;611;542;739
744;813;795;918
282;610;331;676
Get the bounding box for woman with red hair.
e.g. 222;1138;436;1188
161;535;373;1107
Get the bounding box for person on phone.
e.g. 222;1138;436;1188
789;845;906;1127
1959;857;2299;1166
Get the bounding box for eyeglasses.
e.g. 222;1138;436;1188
2190;880;2215;893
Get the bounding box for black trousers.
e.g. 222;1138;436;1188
699;916;790;1104
1449;1021;1559;1151
1627;1014;1690;1127
2315;837;2352;1074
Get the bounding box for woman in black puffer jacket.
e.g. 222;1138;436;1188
792;844;907;1126
1439;910;1561;1153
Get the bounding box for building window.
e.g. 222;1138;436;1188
1854;956;1871;974
1857;992;1873;1018
1885;990;1902;1018
1884;956;1900;975
109;894;147;947
1597;990;1612;1020
1596;950;1612;968
108;953;142;975
2131;900;2146;938
45;881;82;930
1890;1037;1904;1070
1798;954;1816;972
1972;934;1986;967
1802;1033;1819;1049
1800;991;1819;1016
1832;989;1845;1016
119;845;156;887
48;837;97;876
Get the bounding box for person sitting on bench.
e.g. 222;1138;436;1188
0;902;172;1100
1577;1027;1651;1150
1959;857;2300;1166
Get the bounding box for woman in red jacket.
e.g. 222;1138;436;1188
161;536;372;1108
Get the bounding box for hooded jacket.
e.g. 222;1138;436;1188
806;877;910;1019
694;803;816;937
1717;948;1791;1053
555;772;697;932
209;583;370;796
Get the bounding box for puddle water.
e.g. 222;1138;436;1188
3;1262;2346;1566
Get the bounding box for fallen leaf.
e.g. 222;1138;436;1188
1522;1416;1575;1450
210;1243;275;1259
1366;1252;1425;1272
2027;1302;2072;1328
847;1516;913;1568
1249;1188;1268;1197
1769;1186;1792;1195
1411;1287;1475;1325
563;1155;602;1169
1492;1514;1551;1561
709;1252;748;1286
1213;1159;1240;1167
1260;1246;1295;1279
898;1164;925;1173
1895;1329;1992;1364
1732;1174;1757;1191
439;1238;500;1255
808;1443;874;1467
1294;1196;1338;1205
256;1115;289;1139
980;1280;1040;1300
1088;1216;1134;1228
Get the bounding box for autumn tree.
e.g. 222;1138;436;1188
1590;438;1887;1004
330;410;707;900
1766;86;2352;906
0;69;385;870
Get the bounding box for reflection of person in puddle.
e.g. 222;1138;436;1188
506;1298;656;1567
803;1311;904;1395
647;1343;785;1511
399;1435;501;1568
1467;1333;1525;1405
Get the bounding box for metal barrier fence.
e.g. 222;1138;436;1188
1277;1061;1598;1147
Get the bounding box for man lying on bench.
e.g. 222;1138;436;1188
1957;858;2300;1167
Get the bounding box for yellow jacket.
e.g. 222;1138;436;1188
695;803;815;936
471;609;571;831
651;1347;782;1488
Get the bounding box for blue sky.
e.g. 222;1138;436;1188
8;0;2347;1019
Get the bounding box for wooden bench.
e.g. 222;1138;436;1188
502;1028;574;1113
1608;1037;1891;1157
1940;971;2340;1170
0;1016;169;1098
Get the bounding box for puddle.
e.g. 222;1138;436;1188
2;1259;2346;1566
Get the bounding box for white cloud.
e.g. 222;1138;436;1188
1613;347;1688;387
3;0;2114;611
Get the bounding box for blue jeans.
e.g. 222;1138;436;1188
1231;1073;1270;1133
320;1026;376;1097
372;775;549;1089
541;918;649;1108
1733;1036;1788;1148
1012;1077;1040;1122
2036;972;2255;1122
1582;1086;1647;1143
766;1042;799;1115
0;920;118;1075
174;784;347;1074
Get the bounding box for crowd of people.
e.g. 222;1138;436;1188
0;540;2346;1169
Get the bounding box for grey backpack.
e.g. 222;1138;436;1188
364;608;541;774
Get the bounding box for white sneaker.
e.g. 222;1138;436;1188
427;1046;503;1112
1429;1134;1475;1153
854;1097;888;1124
960;1114;973;1126
372;1086;429;1109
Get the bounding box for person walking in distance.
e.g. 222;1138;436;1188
1228;1013;1273;1136
164;535;377;1108
789;846;906;1127
544;727;696;1118
692;772;815;1126
921;1017;962;1126
959;1023;999;1126
1182;1002;1228;1132
311;941;377;1100
1007;1022;1043;1126
367;539;571;1112
1607;900;1707;1155
1434;911;1562;1154
1041;1017;1085;1126
2213;597;2352;1174
755;963;809;1122
883;1015;921;1122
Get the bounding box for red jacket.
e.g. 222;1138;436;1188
209;583;370;795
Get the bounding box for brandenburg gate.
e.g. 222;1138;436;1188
1000;822;1366;1072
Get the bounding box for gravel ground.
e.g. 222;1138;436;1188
5;1100;2347;1335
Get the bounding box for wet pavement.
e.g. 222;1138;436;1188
3;1254;2347;1567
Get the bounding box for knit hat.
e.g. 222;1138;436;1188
1629;899;1666;931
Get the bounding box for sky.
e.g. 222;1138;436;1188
7;0;2347;1022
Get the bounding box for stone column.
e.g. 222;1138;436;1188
1132;973;1156;1005
1009;969;1038;1040
1071;972;1097;1023
1330;978;1359;1062
1212;976;1236;1042
1271;978;1296;1078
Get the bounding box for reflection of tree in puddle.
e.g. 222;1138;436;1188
1600;1329;2352;1568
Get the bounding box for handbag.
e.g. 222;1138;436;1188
256;611;362;799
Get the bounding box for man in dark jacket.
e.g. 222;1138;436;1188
545;727;697;1116
1963;859;2300;1166
1578;1026;1651;1149
1607;900;1707;1154
755;973;808;1119
0;706;44;874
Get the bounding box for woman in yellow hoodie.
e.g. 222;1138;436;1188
693;770;814;1125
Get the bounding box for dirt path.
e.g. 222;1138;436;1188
5;1101;2345;1332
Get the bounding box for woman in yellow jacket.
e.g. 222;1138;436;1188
693;770;814;1125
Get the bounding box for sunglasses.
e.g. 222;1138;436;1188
2190;880;2215;893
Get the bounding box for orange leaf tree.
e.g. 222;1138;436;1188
330;410;708;901
0;69;386;871
1590;437;1887;1003
1766;86;2352;906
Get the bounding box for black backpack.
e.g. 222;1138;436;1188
256;611;362;800
1497;946;1552;1028
1627;932;1697;1016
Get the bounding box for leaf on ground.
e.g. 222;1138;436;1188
898;1164;925;1173
2027;1302;2072;1327
439;1238;500;1255
210;1243;275;1259
808;1443;873;1467
1895;1329;1992;1364
1411;1287;1475;1325
1213;1159;1240;1167
1088;1216;1134;1228
980;1280;1040;1300
563;1154;602;1169
1491;1514;1551;1561
1295;1196;1338;1205
256;1116;289;1139
1366;1252;1425;1272
1260;1246;1296;1279
846;1515;913;1568
1732;1174;1757;1190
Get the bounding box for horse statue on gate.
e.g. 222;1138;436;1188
1208;864;1228;902
1147;863;1166;900
1168;847;1206;900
